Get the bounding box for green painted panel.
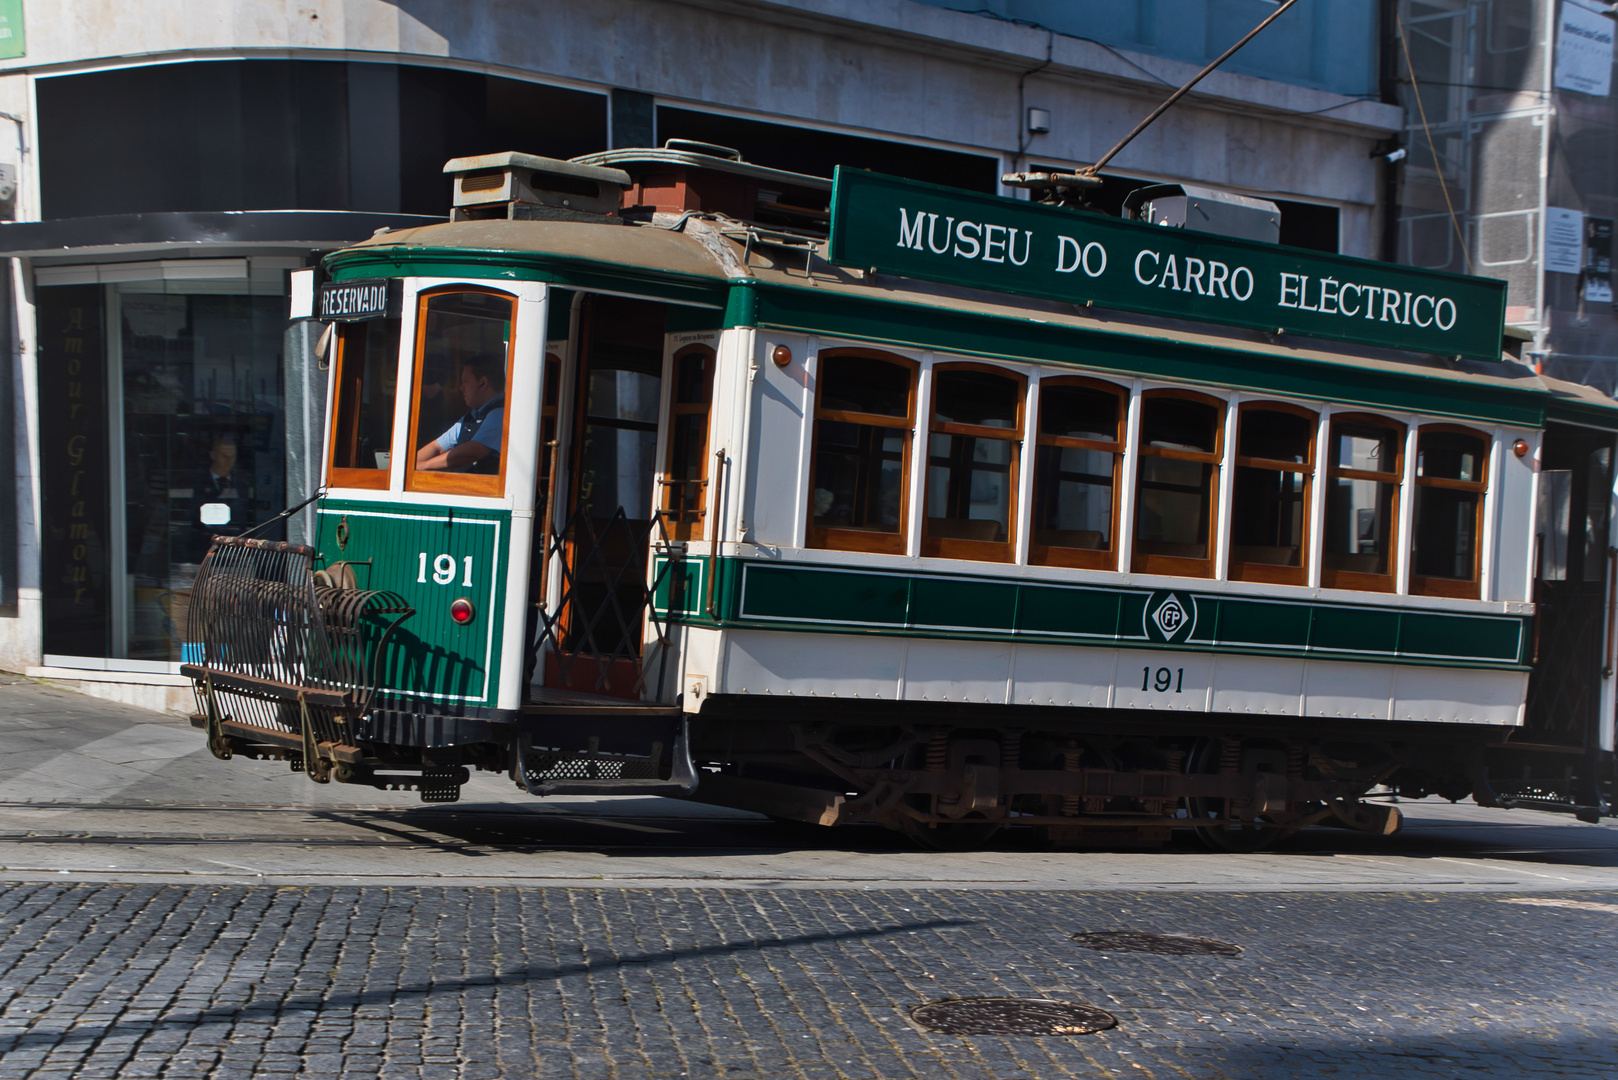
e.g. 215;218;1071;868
1399;611;1523;662
315;500;510;708
1015;584;1123;638
1307;606;1401;655
910;576;1017;630
1210;599;1313;648
1116;593;1151;641
829;169;1507;362
740;565;909;625
651;555;704;616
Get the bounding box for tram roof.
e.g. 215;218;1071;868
327;217;1618;430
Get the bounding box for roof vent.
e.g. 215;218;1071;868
663;139;743;161
1123;183;1280;244
442;152;631;223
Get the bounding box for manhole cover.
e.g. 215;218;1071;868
1071;930;1242;956
910;997;1117;1036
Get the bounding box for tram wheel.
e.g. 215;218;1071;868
1184;737;1292;853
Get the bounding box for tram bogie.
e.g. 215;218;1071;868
183;143;1618;849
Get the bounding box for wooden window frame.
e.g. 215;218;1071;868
404;285;518;499
1228;400;1318;586
660;343;716;542
1321;411;1406;594
1028;376;1125;571
1131;388;1225;579
920;361;1027;563
326;319;397;491
805;348;919;556
1410;423;1489;599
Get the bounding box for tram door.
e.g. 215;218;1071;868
1524;424;1616;747
543;295;667;698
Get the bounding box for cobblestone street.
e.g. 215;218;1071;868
2;883;1616;1080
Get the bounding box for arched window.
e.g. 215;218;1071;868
806;350;918;554
1132;390;1224;578
661;344;716;542
1411;425;1489;598
922;363;1026;562
1322;413;1405;592
1228;402;1317;585
1029;377;1125;570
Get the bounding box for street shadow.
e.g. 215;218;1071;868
0;914;976;1052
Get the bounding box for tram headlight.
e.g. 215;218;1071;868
450;598;476;625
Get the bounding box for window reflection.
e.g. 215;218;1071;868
411;291;514;483
1133;392;1222;574
1229;405;1315;582
924;366;1023;558
1031;380;1122;568
1323;418;1403;588
809;354;915;553
1412;428;1488;594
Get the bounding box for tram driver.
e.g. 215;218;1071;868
415;353;505;474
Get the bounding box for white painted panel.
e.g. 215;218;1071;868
747;334;812;548
902;639;1013;704
720;629;902;700
1009;644;1116;708
1492;428;1537;603
1394;666;1526;726
1210;654;1304;716
1303;660;1393;720
1113;652;1213;712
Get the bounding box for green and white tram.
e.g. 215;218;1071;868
185;144;1618;849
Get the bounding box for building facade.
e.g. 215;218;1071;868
0;0;1399;710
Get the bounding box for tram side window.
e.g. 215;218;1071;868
1322;415;1404;592
1229;404;1316;586
1029;378;1123;570
1411;426;1488;598
407;288;517;497
807;351;917;555
328;317;402;490
662;345;716;542
922;365;1025;562
1132;391;1224;578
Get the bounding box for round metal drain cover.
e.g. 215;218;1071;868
910;997;1117;1036
1071;930;1241;956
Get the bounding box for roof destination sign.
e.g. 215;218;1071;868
827;169;1507;362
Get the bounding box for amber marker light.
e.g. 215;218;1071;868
1513;439;1530;459
771;345;792;367
450;598;476;624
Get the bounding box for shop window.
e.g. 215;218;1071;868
807;350;917;555
923;364;1025;562
1323;414;1405;592
1411;426;1489;598
407;288;517;498
1029;377;1123;570
1229;403;1316;585
1132;390;1224;578
328;318;402;490
662;345;716;542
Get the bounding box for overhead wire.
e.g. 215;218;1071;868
1395;9;1474;275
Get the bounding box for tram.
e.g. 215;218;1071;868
184;142;1618;849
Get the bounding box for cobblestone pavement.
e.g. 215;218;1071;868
1;884;1616;1080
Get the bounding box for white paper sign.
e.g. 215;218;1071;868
1556;0;1614;97
1585;275;1613;303
1546;207;1586;274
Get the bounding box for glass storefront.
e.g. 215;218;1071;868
36;259;301;665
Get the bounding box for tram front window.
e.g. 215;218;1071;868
406;289;515;494
808;352;916;555
328;317;401;489
1323;416;1403;591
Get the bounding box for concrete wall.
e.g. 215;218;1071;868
10;0;1401;240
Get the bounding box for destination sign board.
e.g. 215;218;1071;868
827;169;1507;362
319;278;397;321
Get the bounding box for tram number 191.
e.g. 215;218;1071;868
1141;666;1185;693
418;552;474;587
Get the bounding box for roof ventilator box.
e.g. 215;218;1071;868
1124;183;1281;245
443;152;631;224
